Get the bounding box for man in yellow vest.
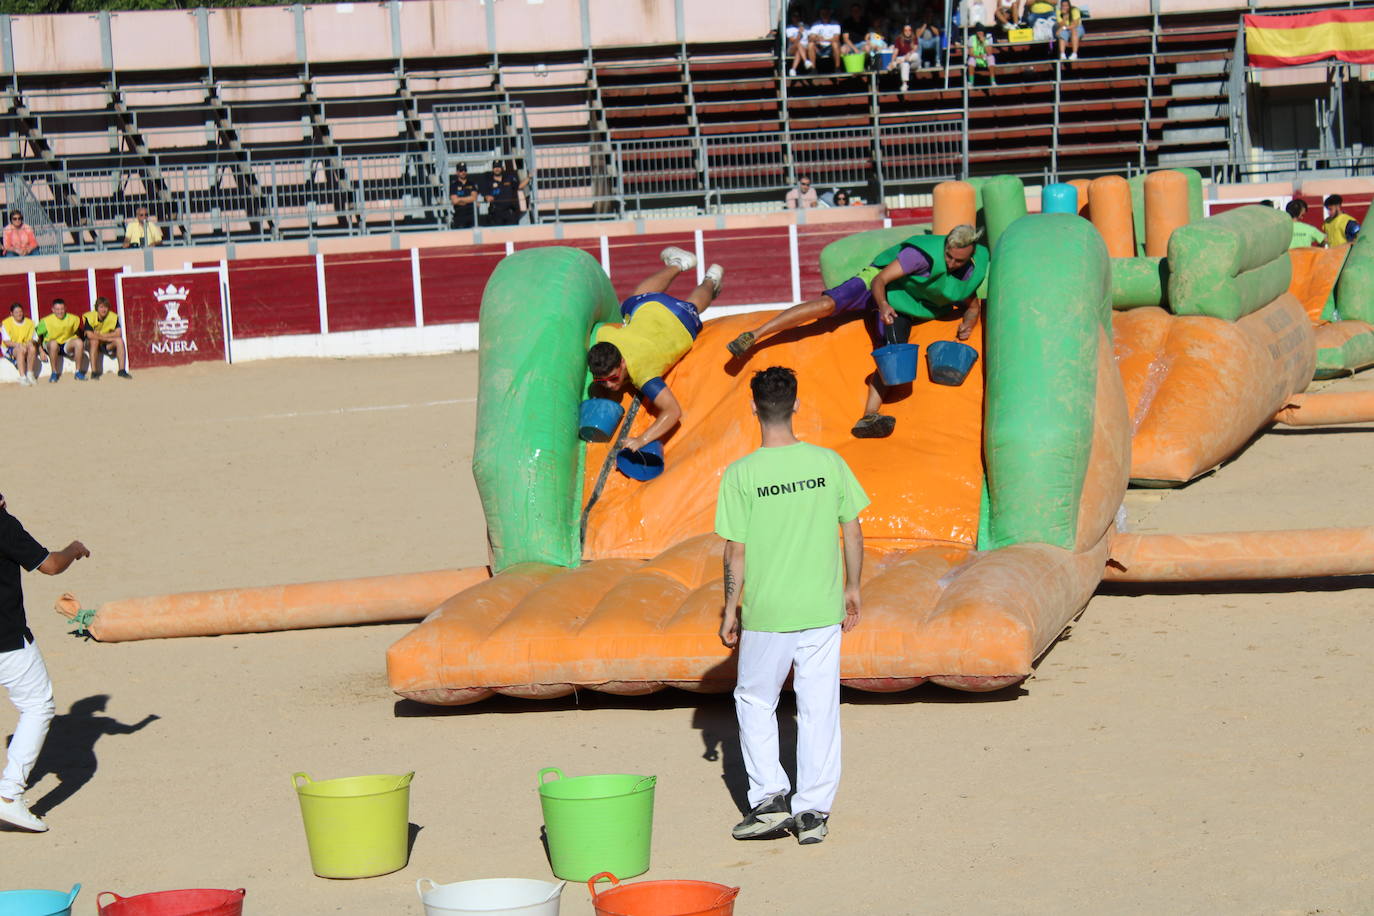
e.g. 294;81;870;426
2;303;38;387
34;299;86;383
82;297;131;380
1322;194;1362;247
586;247;724;452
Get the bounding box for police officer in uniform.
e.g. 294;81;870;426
448;163;479;230
484;160;530;226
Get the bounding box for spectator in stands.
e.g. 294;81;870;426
966;27;997;85
484;161;530;227
726;225;988;439
915;11;942;70
1056;0;1083;60
840;2;868;55
123;206;162;248
809;9;844;68
1286;200;1326;249
888;23;919;91
586;247;725;453
35;299;85;383
2;303;38;387
786;11;817;75
1323;194;1361;246
786;177;819;209
3;212;37;258
82;297;130;381
449;163;479;230
994;0;1025;32
834;190;852;207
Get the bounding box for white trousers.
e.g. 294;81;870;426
0;639;55;799
734;624;842;815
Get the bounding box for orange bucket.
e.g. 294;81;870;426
587;872;738;916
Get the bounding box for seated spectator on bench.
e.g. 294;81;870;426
888;23;919;91
786;11;817;75
1056;0;1084;60
35;298;85;383
839;2;868;54
1323;194;1362;246
916;11;942;70
786;177;819;209
1026;0;1055;26
123;206;162;248
834;190;852;207
809;8;844;68
3;211;37;257
1287;200;1326;249
2;303;38;386
966;27;997;85
83;297;131;380
994;0;1025;31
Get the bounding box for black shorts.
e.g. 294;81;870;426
451;208;475;229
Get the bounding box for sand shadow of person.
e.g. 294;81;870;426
16;694;158;817
692;691;798;816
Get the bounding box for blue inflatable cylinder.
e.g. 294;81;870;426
1042;183;1079;215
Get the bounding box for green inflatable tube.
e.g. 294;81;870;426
819;225;929;287
982;214;1112;551
472;247;620;572
1168;204;1293;321
1315;331;1374;379
1111;257;1169;310
981;174;1028;255
1128;173;1147;258
1335;233;1374;323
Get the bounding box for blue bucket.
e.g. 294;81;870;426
879;49;894;69
579;398;625;443
927;340;979;386
615;442;665;481
0;884;80;916
871;343;919;385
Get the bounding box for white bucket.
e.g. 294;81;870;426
417;878;565;916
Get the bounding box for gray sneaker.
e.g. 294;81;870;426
792;810;828;845
731;792;791;840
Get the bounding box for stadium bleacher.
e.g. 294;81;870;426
0;0;1364;256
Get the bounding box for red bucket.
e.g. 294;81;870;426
97;888;245;916
588;872;738;916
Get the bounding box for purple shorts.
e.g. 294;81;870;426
823;275;875;314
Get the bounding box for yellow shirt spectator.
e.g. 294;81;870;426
38;312;82;345
1057;5;1081;28
2;315;35;345
124;216;163;247
84;308;119;335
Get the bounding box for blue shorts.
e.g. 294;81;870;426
620;292;703;340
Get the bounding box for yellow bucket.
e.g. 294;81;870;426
292;771;414;879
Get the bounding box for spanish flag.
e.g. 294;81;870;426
1245;8;1374;68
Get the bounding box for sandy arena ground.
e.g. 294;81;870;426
3;355;1373;915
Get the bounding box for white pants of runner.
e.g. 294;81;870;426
0;638;55;800
734;623;842;816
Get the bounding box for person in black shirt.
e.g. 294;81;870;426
448;163;479;230
840;1;869;53
483;161;531;227
0;494;89;832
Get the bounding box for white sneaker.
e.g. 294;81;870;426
705;263;725;294
660;246;697;272
1059;51;1066;60
0;795;48;832
789;66;797;76
1069;52;1078;60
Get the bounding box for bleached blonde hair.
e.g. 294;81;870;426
945;224;983;250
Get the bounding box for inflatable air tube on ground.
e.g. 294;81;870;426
56;568;490;642
1273;390;1374;426
1115;298;1316;486
1111;257;1168;310
474;248;620;572
1168;205;1293;321
1106;528;1374;581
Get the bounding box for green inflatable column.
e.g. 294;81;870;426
981;174;1028;253
1335;233;1374;323
982;214;1112;551
1127;173;1147;257
472;247;620;572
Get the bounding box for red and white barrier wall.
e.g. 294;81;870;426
0;208;917;374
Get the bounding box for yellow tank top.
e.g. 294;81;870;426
39;312;82;344
2;316;34;345
1324;212;1356;247
594;301;694;389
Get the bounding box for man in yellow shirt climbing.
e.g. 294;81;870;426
2;303;38;387
35;299;86;383
587;247;724;452
82;298;131;380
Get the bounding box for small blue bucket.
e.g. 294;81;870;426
579;398;625;443
0;884;80;916
616;441;665;482
927;340;979;386
872;343;919;385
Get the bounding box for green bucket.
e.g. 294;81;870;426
842;52;866;73
537;767;656;882
293;771;414;879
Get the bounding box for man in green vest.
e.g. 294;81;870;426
726;225;989;438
